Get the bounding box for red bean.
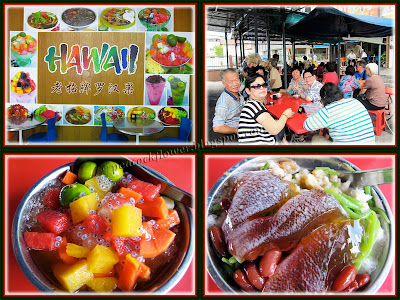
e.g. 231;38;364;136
220;197;231;211
342;280;358;293
209;225;227;257
259;250;282;277
233;269;256;292
332;265;357;292
355;274;370;289
243;263;265;290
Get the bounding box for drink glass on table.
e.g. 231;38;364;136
145;75;166;105
168;76;187;105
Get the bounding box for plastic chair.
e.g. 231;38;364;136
367;109;386;136
28;112;58;143
100;113;129;143
158;117;192;143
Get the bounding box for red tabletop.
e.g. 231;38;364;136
5;155;195;296
205;155;395;296
265;93;309;134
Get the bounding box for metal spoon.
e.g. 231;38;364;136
71;156;193;207
337;167;393;189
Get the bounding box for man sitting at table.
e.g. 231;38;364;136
213;69;245;137
280;67;305;95
353;60;370;98
347;50;357;66
294;70;323;103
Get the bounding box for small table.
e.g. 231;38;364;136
265;93;309;135
7;115;47;144
113;117;164;145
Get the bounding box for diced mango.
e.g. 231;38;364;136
52;260;93;292
87;245;119;274
112;205;142;237
85;176;115;199
69;193;98;224
66;243;90;258
86;276;117;293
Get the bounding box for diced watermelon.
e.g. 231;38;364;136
66;223;110;250
24;232;61;250
83;214;108;234
103;230;140;260
36;209;71;234
43;188;61;209
127;179;161;202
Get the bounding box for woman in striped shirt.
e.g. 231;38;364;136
303;83;375;144
238;74;294;144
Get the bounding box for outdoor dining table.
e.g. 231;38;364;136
7;115;46;144
113;117;164;145
265;93;310;135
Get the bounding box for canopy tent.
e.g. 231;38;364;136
287;6;393;37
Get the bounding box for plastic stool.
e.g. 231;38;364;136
385;87;394;114
368;109;386;136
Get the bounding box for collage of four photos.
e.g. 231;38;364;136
3;3;396;297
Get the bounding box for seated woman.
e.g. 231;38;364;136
339;65;360;98
316;62;325;80
294;70;323;103
322;62;339;85
357;63;386;111
304;83;375;144
238;74;294;144
267;59;282;92
280;67;305;95
248;65;271;91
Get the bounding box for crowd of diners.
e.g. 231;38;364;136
212;53;387;145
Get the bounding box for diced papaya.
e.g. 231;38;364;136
93;268;116;278
58;237;78;264
62;170;77;185
87;245;119;274
52;260;93;292
117;187;143;203
139;225;176;258
156;209;180;229
24;232;59;251
111;205;142;237
69;193;98;224
136;196;168;219
138;261;151;280
86;276;117;293
66;243;90;258
117;254;140;292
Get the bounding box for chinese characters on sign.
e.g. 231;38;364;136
51;81;134;96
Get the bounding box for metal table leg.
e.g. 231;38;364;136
136;135;140;145
19;130;23;145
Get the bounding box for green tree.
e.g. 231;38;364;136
214;45;224;58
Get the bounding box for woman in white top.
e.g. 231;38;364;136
238;74;294;144
267;59;282;92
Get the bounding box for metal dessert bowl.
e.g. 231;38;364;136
206;156;394;295
12;156;193;294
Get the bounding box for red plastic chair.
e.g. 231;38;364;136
368;109;386;136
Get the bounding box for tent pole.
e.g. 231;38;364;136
281;8;287;89
225;31;229;68
235;38;238;69
337;36;341;77
267;17;270;59
239;28;243;64
292;38;295;65
378;44;381;75
254;10;259;54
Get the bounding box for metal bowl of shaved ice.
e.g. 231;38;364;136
12;156;193;294
206;156;394;295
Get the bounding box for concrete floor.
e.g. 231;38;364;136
206;74;395;145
